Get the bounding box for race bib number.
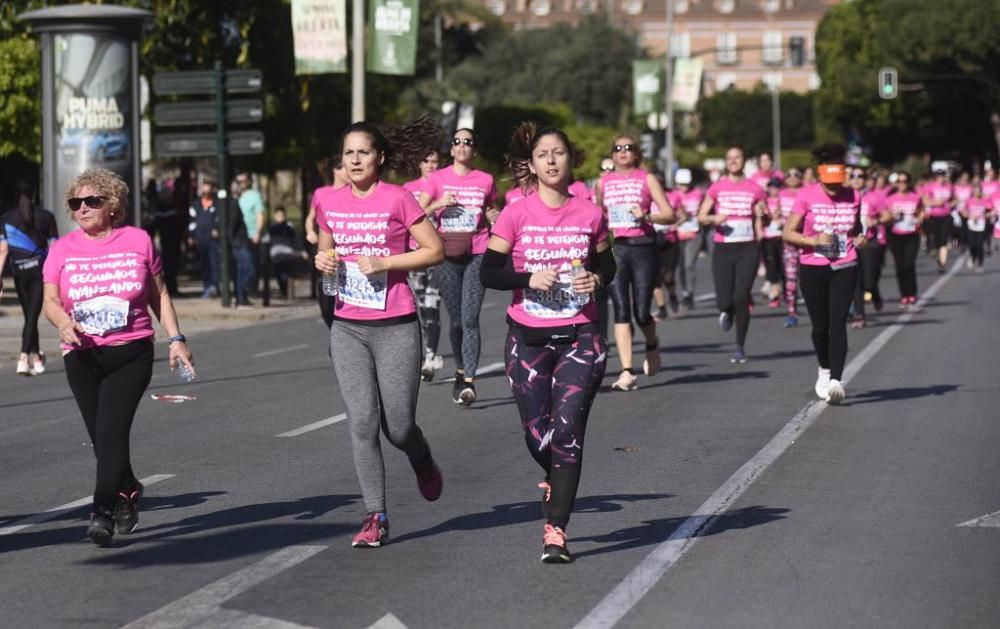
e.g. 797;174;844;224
816;233;849;259
721;219;755;242
439;206;481;233
338;261;388;310
764;221;783;238
73;296;130;336
523;273;589;320
608;204;641;230
653;221;669;233
968;217;986;232
677;218;700;236
896;215;916;233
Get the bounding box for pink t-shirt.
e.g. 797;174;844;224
953;184;973;209
750;168;784;190
965;197;990;233
310;185;337;211
981;180;999;198
706;177;766;244
674;188;704;241
505;187;529;207
599;169;655;239
791;184;861;268
886;191;922;235
490;192;609;328
317;182;426;321
860;189;887;244
923;182;953;217
762;196;783;239
42;226;161;351
424;165;497;255
568;180;594;203
403;178;428;250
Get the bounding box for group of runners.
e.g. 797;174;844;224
20;118;994;563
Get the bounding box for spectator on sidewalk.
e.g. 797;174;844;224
188;179;221;299
267;206;306;298
235;171;266;295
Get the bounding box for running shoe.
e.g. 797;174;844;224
611;370;638;391
682;294;695;310
873;294;884;312
16;358;31;376
413;456;443;501
826;379;846;405
420;352;436;382
653;305;668;322
768;297;781;309
451;373;464;404
730;347;747;364
31;352;46;375
783;313;798;328
851;316;865;329
541;524;572;564
642;340;661;376
966;258;974;270
814;367;831;400
352;512;389;548
113;481;144;534
668;294;679;314
87;507;115;547
458;380;477;406
718;311;733;332
976;266;985;274
760;280;771;295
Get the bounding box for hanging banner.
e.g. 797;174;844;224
671;57;704;113
292;0;348;75
367;0;419;76
632;59;663;116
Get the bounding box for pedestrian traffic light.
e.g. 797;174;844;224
789;37;805;67
879;67;898;99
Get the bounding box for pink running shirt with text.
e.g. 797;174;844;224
923;182;953;218
886;191;922;236
598;169;654;239
706;178;766;244
424;165;497;255
791;183;861;268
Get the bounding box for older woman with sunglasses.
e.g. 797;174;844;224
595;134;678;391
42;168;194;547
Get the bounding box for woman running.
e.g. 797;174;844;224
884;172;925;308
697;145;768;362
672;169;705;311
853;168;887;326
404;149;445;381
961;184;990;273
922;169;954;273
783;145;865;404
594;134;677;391
750;151;784;190
779;168;804;327
42;168;194;546
0;179;58;375
419;128;499;406
480;123;615;563
761;178;785;308
314;119;446;548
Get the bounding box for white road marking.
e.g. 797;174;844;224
957;510;1000;528
476;361;506;377
367;613;409;629
276;413;347;438
0;474;175;537
575;257;966;629
695;291;715;303
252;344;311;358
122;545;327;629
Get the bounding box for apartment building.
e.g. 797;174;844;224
480;0;842;94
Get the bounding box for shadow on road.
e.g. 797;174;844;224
573;504;790;559
842;384;959;406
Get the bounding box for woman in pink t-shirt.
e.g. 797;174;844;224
314;119;446;549
779;167;805;327
306;156;349;327
481;123;615;563
594;133;677;391
697;144;768;363
41;168;195;547
672;169;707;310
922;170;954;272
883;172;926;305
961;184;991;272
418;128;499;406
761;177;785;308
784;145;865;404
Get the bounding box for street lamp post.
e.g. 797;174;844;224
664;0;675;186
352;0;365;121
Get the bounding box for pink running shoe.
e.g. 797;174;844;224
413;457;443;501
541;523;572;563
352;512;389;548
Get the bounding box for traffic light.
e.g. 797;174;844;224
879;67;898;99
789;37;805;67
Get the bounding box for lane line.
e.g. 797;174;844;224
276;413;347;438
574;257;966;629
252;344;311;358
0;474;175;537
202;608;322;628
367;613;409;629
474;361;505;377
122;545;327;629
957;510;1000;528
694;291;715;303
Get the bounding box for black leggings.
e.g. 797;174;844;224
967;230;987;266
853;241;885;318
888;234;920;299
926;216;952;250
609;242;658;327
712;242;760;347
64;340;154;511
761;238;784;285
799;264;857;381
656;240;681;297
13;266;43;354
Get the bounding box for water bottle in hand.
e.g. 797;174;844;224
321;250;338;296
570;259;587;294
177;362;196;383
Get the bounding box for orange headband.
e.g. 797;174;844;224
818;164;846;185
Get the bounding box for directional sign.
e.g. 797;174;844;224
153;69;262;96
155;131;265;157
153;99;264;127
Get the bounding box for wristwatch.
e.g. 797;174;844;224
168;334;187;344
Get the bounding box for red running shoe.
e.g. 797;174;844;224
352;512;389;548
541;524;572;563
413;457;443;501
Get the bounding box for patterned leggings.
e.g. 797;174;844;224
408;269;441;356
782;243;800;315
436;254;485;377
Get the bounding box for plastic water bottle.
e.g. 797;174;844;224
321;250;338;297
177;363;196;383
570;259;587;294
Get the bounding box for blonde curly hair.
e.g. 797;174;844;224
65;168;129;228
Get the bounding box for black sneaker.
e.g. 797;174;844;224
458;380;477;406
87;508;115;547
113;481;144;534
541;524;572;563
451;373;464;404
683;294;695;310
668;294;679;313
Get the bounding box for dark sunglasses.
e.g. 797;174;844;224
452;138;475;146
613;144;635;153
68;195;108;211
786;171;802;177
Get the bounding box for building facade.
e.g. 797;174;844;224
480;0;841;94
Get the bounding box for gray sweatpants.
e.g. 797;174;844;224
329;318;430;513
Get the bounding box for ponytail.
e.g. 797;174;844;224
340;116;441;178
504;122;580;193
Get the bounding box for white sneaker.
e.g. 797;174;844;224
814;367;831;400
16;359;32;376
611;370;638;391
718;311;733;332
31;353;46;375
431;354;444;370
826;379;845;405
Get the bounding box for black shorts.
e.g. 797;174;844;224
925;216;952;249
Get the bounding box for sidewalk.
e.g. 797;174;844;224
0;276;320;364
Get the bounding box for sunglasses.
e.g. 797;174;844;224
787;171;802;177
613;144;635;153
452;138;475;146
68;195;108;211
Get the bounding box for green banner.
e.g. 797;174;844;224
367;0;420;76
291;0;348;75
632;59;663;116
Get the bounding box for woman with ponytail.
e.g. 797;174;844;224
313;117;446;548
481;123;615;563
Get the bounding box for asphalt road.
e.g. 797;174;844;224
1;251;998;629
